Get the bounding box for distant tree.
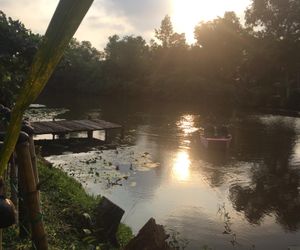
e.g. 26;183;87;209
103;35;149;93
104;35;149;74
155;15;174;48
246;0;300;41
194;12;247;83
170;32;187;48
246;0;300;107
49;38;103;93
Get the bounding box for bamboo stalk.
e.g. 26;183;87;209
22;124;39;185
0;229;2;250
18;150;30;239
9;153;18;220
29;136;39;187
16;133;48;250
0;177;3;250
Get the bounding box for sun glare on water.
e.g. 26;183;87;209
172;151;191;182
171;0;248;44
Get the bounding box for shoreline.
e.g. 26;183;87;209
3;157;133;249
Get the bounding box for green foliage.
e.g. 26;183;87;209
167;229;189;250
245;0;300;108
246;0;300;41
155;15;187;49
194;12;246;83
50;38;103;92
117;224;133;248
3;160;133;249
104;35;149;82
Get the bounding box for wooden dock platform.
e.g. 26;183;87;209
30;119;122;141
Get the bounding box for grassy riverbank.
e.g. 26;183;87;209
3;158;133;249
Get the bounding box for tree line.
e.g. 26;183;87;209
1;0;300;109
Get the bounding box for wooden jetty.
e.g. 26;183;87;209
30;119;122;141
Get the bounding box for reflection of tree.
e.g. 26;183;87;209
230;169;300;230
230;120;300;231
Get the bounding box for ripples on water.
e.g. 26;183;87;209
29;101;300;249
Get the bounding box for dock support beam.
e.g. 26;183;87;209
87;131;93;140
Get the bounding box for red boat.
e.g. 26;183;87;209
200;134;232;149
200;126;232;149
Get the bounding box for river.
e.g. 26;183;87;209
29;95;300;250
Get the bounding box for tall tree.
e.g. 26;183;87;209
103;35;149;91
194;12;247;82
49;39;103;93
155;15;187;48
246;0;300;41
155;15;174;48
246;0;300;106
0;11;40;106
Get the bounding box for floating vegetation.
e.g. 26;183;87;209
217;203;238;247
24;106;69;122
45;145;160;192
166;228;189;250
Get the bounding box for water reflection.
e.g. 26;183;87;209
172;151;191;182
230;117;300;231
176;114;198;136
35;96;300;249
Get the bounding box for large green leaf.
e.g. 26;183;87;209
0;0;94;175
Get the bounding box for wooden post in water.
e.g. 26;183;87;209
87;130;93;140
16;132;48;250
105;129;110;143
120;127;125;140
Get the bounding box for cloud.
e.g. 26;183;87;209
0;0;250;50
98;0;172;30
1;0;169;49
1;0;58;34
84;0;172;47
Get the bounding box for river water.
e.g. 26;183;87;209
31;95;300;250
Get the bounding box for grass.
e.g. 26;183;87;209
3;158;133;249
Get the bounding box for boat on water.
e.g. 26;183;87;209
200;126;232;149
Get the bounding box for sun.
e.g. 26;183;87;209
171;0;248;44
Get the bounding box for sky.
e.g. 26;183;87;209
1;0;251;50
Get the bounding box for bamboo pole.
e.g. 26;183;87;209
0;230;2;250
22;124;39;185
16;132;48;250
18;150;29;239
0;177;3;250
9;153;18;219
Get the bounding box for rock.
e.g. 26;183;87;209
124;218;172;250
94;197;125;246
0;178;16;228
